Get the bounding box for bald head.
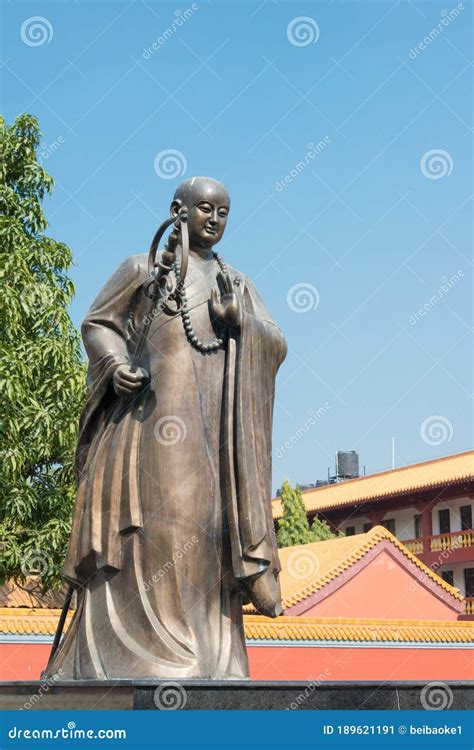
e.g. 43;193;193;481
171;176;230;249
172;176;230;211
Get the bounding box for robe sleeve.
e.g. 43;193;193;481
75;255;147;478
81;255;145;374
226;273;287;580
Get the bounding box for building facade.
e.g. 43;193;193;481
272;450;474;612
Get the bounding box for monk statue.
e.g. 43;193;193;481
46;176;287;680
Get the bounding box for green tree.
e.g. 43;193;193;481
277;480;313;547
277;479;340;547
0;114;86;589
309;514;340;542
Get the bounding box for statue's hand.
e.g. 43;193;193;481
113;364;149;398
210;272;242;330
244;569;283;618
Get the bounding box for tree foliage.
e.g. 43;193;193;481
0;114;86;589
276;479;340;547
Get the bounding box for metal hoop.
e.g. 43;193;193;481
130;210;189;373
147;210;189;281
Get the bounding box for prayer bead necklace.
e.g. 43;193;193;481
173;252;228;353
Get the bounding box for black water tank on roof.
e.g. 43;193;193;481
336;451;359;479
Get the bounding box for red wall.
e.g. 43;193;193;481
1;643;50;681
248;645;473;681
1;642;472;683
300;550;459;620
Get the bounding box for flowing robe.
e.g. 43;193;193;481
47;250;287;680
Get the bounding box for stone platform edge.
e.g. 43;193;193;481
0;680;472;710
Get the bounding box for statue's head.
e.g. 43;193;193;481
171;176;230;248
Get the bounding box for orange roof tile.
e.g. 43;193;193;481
0;608;73;636
244;615;474;643
1;608;472;645
272;450;474;518
0;579;68;609
245;525;463;613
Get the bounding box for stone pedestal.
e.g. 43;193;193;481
0;680;471;710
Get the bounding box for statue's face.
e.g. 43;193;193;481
171;179;230;248
187;193;229;248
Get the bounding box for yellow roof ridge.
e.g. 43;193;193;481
0;607;66;616
366;525;463;599
244;526;464;613
1;608;472;643
245;614;474;628
0;608;73;636
244;614;474;643
299;449;474;493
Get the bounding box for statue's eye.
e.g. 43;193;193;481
218;209;228;218
198;203;212;213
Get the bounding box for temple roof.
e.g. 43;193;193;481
246;525;463;614
0;528;467;644
244;615;474;644
272;450;474;518
3;526;463;620
0;578;69;609
1;608;472;645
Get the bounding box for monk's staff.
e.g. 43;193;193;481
130;207;189;372
45;210;190;671
44;585;74;672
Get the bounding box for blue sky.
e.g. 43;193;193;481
2;0;472;490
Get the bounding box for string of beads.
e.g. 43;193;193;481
173;252;228;353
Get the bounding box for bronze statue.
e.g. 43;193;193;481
46;177;287;680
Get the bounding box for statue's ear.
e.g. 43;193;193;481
170;199;182;218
